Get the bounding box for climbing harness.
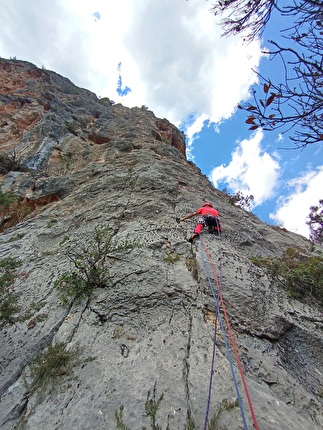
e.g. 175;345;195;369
198;215;222;234
198;225;259;430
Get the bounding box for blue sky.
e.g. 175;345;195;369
189;4;323;235
0;0;322;238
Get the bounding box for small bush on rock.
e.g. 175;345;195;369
0;187;17;209
0;150;25;175
163;252;180;264
115;405;130;430
221;188;254;211
0;257;22;327
116;384;197;429
29;342;81;395
250;247;323;303
55;226;134;303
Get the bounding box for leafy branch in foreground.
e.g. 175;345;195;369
211;0;323;148
250;247;323;303
54;226;135;303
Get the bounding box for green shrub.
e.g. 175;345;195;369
55;226;134;303
54;271;86;304
115;405;130;430
0;151;25;175
163;252;180;264
250;248;323;303
46;218;58;228
144;384;164;430
208;398;239;429
116;384;197;430
29;342;81;395
0;187;16;209
221;188;254;211
0;257;22;326
8;232;26;242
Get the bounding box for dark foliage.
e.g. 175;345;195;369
211;0;323;148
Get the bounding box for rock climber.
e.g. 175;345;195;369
179;202;222;243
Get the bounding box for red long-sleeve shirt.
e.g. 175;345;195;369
195;206;219;217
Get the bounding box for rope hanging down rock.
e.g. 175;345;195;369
199;232;259;430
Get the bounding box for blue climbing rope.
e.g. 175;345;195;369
200;233;260;430
203;275;219;430
199;236;249;430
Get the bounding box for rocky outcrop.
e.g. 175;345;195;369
0;59;322;430
0;59;186;165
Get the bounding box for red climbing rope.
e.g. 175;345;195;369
200;236;260;430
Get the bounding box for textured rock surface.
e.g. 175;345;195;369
0;59;322;430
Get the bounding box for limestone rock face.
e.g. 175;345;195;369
0;59;322;430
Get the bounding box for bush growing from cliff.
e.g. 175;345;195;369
29;342;81;395
115;383;238;429
0;257;22;326
115;405;130;430
55;226;134;303
221;188;254;211
250;248;323;303
0;187;16;209
0;150;25;174
307;199;323;245
115;387;165;430
163;252;180;264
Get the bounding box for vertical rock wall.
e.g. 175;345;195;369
0;59;322;430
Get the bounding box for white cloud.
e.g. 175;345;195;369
209;129;281;206
0;0;137;98
0;0;262;130
124;0;262;127
1;0;318;240
270;166;323;238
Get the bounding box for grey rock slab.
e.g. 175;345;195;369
0;59;322;430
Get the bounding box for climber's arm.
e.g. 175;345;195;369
180;212;198;222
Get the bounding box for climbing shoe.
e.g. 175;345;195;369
188;233;199;243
